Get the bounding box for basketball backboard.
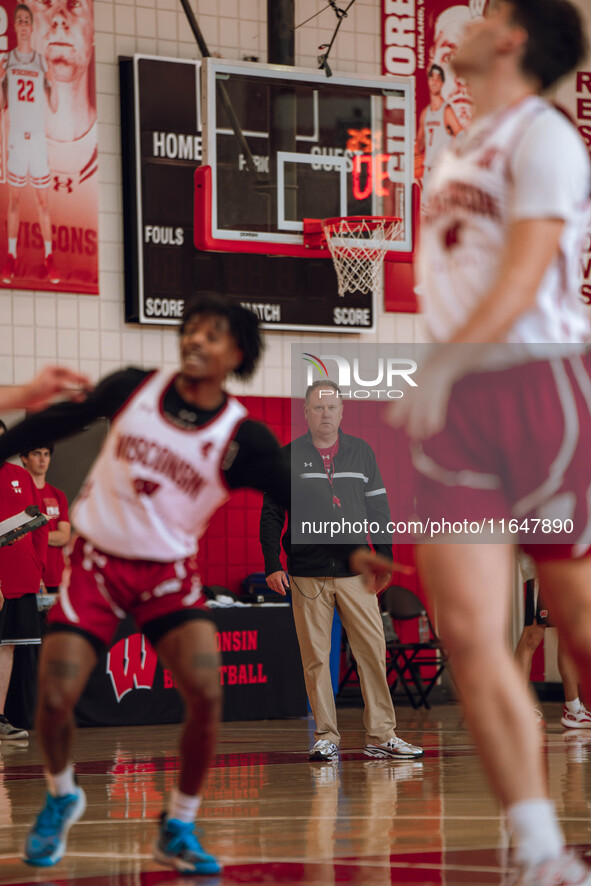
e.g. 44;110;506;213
195;60;415;260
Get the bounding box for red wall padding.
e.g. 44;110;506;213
197;395;421;603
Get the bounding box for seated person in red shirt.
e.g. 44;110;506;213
0;420;48;740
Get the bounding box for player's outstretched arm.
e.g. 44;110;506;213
0;368;146;463
0;366;90;412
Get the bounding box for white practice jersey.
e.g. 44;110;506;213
6;49;47;134
72;370;248;561
424;102;453;177
420;96;591;345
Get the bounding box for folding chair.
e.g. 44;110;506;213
381;585;448;710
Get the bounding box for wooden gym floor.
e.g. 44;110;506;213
0;703;590;885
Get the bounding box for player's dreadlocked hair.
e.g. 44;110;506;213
180;294;264;380
506;0;587;91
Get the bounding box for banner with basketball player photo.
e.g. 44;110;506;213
382;0;591;311
381;0;489;311
0;0;98;294
382;0;489;206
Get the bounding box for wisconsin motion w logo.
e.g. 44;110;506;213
107;634;158;702
302;352;417;399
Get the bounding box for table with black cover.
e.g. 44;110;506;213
73;603;307;726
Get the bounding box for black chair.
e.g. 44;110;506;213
381;585;448;710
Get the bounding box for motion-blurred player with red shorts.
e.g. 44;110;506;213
391;1;591;883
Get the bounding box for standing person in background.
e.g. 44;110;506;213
515;554;591;730
260;380;424;763
21;445;69;593
0;419;47;740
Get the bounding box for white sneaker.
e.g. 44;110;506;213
309;739;338;761
561;705;591;730
507;850;591;885
363;735;424;759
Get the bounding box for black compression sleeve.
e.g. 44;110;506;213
0;368;149;463
225;420;291;508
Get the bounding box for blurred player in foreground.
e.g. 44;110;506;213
0;295;383;874
390;1;591;884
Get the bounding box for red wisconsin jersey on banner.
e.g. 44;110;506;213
0;0;98;294
381;0;489;311
382;0;489;201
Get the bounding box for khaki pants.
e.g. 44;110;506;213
290;574;397;746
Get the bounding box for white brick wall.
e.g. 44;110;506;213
0;0;424;398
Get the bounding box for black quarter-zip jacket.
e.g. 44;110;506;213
260;429;393;577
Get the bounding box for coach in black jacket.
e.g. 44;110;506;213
259;380;424;763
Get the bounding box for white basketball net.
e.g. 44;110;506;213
322;217;402;298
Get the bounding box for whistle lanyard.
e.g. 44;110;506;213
315;440;341;509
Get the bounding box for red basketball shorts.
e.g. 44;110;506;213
48;535;211;646
411;351;591;562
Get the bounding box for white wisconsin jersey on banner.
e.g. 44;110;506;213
72;371;247;561
420;96;591;345
6;50;47;134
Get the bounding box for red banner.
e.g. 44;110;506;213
382;0;591;312
0;0;98;293
382;0;489;199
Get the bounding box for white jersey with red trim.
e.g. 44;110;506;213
72;370;247;561
420;96;591;345
6;49;47;135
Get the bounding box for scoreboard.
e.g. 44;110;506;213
120;56;414;331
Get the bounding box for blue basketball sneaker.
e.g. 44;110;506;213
23;786;87;866
154;814;222;875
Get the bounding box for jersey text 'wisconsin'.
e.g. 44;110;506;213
115;433;204;495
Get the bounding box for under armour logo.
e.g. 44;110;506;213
304;462;313;467
53;175;73;193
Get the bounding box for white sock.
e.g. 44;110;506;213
565;697;582;713
168;786;201;823
8;238;17;257
44;240;52;258
46;764;77;797
506;799;564;865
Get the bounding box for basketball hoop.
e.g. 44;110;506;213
321;216;402;298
